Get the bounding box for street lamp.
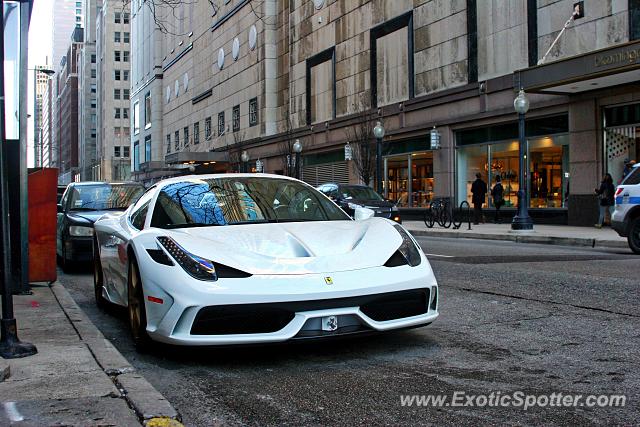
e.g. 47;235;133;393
511;89;533;231
292;139;302;179
373;121;385;194
240;150;249;173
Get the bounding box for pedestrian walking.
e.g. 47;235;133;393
490;175;504;223
594;173;615;228
471;173;487;225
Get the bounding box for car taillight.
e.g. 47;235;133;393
615;187;624;196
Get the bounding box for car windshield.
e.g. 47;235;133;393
150;177;351;228
69;184;144;210
341;186;383;201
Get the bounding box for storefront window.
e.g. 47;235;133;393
384;152;434;207
456;135;568;208
457;145;488;206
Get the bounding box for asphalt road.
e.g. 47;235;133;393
60;237;640;426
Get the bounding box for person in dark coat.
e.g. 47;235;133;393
471;173;487;225
594;173;615;228
490;175;504;224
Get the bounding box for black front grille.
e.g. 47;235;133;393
190;289;430;335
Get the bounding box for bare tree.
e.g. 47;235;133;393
120;0;266;35
228;130;245;172
276;104;296;176
345;105;377;187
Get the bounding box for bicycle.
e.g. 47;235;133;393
423;198;453;228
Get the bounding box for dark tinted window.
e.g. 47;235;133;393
623;167;640;185
150;177;349;229
130;202;149;230
341;186;383;201
68;184;143;211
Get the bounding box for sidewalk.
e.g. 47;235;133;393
403;221;630;250
0;283;182;426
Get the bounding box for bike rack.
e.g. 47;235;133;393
453;201;472;230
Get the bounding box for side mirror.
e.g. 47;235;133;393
354;207;375;221
57;204;63;213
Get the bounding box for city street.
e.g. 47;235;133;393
60;237;640;426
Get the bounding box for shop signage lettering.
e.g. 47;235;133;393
595;48;640;68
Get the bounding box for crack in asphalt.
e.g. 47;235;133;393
470;313;556;327
451;286;640;318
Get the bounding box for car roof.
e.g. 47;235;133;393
156;173;301;186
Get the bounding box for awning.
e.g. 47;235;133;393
164;151;229;165
517;40;640;94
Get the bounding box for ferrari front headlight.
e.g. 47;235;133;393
69;225;94;237
393;224;421;267
157;236;217;281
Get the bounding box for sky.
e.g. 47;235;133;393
27;0;54;167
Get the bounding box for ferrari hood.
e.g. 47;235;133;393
162;219;403;275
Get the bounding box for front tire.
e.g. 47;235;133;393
628;217;640;254
127;254;151;351
93;238;107;309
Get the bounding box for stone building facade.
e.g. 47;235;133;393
78;0;98;180
96;0;132;182
130;0;640;225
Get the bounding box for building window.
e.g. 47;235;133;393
91;129;97;138
184;126;190;147
123;70;129;81
114;127;121;137
123;12;130;24
76;1;81;7
114;146;121;157
114;89;120;100
123;108;129;119
114;108;121;119
232;105;240;132
133;141;140;171
306;48;335;124
91;68;96;78
123;127;130;136
91;54;96;63
114;32;121;43
174;130;180;150
218;112;225;136
204;117;212;140
114;50;120;62
123;89;129;100
249;98;258;126
370;12;414;108
144;136;151;162
90;99;96;108
124;146;130;158
166;134;171;153
124;32;130;43
123;51;129;62
114;70;121;80
133;101;140;135
144;93;151;128
90;84;96;94
115;11;121;23
75;15;81;22
193;122;200;145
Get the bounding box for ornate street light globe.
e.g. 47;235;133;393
513;90;530;115
292;139;302;153
373;121;385;139
240;150;249;163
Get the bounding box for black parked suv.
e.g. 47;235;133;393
317;183;401;223
57;181;144;270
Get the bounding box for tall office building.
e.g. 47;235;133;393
33;65;51;167
96;0;131;182
78;0;98;180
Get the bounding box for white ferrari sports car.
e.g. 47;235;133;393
93;174;439;348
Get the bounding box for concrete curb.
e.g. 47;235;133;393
0;358;9;382
406;228;629;250
49;282;182;425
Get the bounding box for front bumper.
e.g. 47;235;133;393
138;250;438;346
64;237;93;262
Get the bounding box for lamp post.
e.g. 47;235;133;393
373;121;385;194
511;89;533;231
292;139;302;179
240;150;249;173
